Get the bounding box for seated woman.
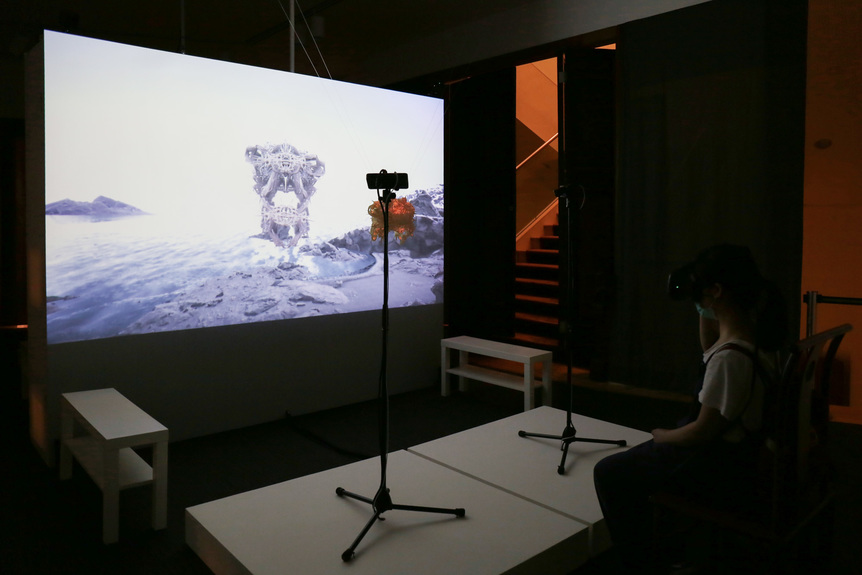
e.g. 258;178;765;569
592;244;787;571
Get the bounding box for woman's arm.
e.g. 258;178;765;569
652;404;728;446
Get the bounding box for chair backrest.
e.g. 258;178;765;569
770;323;852;525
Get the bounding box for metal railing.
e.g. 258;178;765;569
516;133;558;171
804;290;862;336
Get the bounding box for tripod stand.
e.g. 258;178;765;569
518;187;626;474
335;173;465;562
517;55;625;473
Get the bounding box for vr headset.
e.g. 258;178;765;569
667;261;705;302
668;245;760;303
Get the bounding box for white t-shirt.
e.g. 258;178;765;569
699;339;777;443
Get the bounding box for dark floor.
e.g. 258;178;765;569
2;374;860;575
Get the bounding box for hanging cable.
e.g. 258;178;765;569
295;0;333;79
273;0;372;170
274;0;321;77
180;0;186;54
406;99;445;182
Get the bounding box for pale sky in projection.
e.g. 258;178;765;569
43;31;444;237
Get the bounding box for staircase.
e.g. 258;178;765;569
513;220;561;353
513;57;561;354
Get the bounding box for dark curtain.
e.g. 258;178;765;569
444;68;516;339
0;119;27;405
1;119;27;326
559;49;616;377
609;0;807;393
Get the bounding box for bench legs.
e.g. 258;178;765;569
59;404;168;543
522;361;552;411
441;345;451;396
102;447;121;544
440;347;468;396
100;444;167;543
442;346;553;411
152;441;168;530
523;363;534;411
59;402;74;480
542;361;552;406
100;443;167;543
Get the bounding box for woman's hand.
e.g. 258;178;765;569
651;406;728;446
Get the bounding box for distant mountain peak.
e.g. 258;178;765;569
46;196;148;218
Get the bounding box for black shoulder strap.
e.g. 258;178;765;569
709;342;753;361
706;342;772;435
707;342;773;385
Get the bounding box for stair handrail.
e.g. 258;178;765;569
516;199;558;252
516;133;559;171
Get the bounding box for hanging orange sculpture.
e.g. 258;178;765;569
368;198;415;243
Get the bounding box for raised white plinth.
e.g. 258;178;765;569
441;335;553;411
59;388;169;544
408;406;652;554
186;450;590;575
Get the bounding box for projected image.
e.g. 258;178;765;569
43;31;444;345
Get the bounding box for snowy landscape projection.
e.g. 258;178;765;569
43;31;444;345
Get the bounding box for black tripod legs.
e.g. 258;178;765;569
335;485;466;561
556;436;628;475
518;421;577;444
518;429;567;441
337;491;381;562
335;183;466;563
519;425;627;475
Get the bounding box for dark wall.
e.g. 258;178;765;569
609;0;808;392
0;119;26;326
444;68;517;340
45;305;444;444
559;49;617;376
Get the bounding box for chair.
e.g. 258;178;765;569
651;323;853;573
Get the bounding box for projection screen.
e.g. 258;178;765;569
43;31;444;345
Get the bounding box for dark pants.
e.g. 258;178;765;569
593;437;757;565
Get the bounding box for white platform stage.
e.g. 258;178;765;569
408;406;652;554
186;407;650;574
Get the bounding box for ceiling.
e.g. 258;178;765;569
1;0;537;86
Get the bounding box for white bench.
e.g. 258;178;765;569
441;335;553;411
59;388;169;544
